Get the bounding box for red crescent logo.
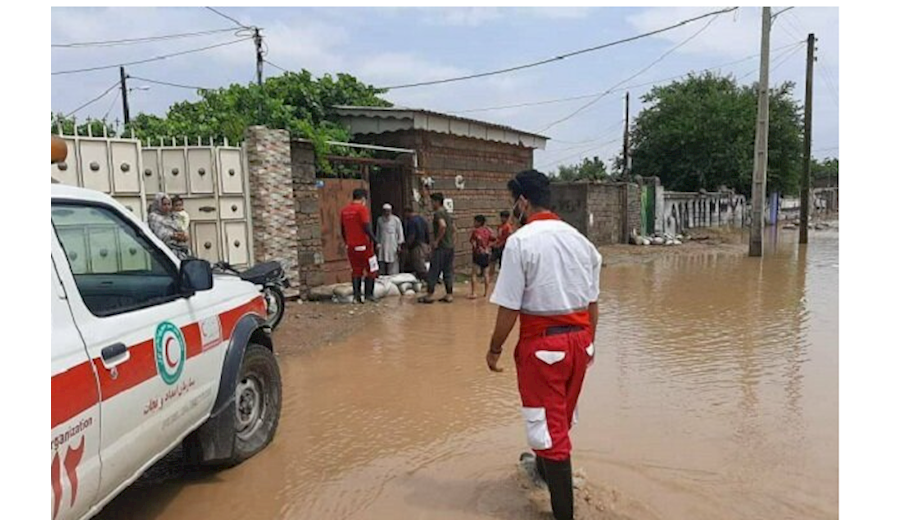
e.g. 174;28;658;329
165;336;179;368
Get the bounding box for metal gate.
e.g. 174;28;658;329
51;129;253;268
640;184;655;236
316;154;409;285
318;178;368;285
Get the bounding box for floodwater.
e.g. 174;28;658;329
98;227;838;520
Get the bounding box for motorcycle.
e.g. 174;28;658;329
213;260;289;330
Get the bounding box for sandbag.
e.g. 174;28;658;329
373;281;391;299
333;284;354;297
386;283;401;297
382;273;418;286
309;285;337;302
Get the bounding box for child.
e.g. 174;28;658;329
490;210;513;279
171;196;191;237
469;215;494;299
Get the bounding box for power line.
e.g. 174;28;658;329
379;6;739;90
736;41;804;81
264;59;289;73
542;120;624;151
127;75;214;91
101;89;122;120
536;138;622;171
51;37;253;75
453;42;803;116
63;80;120;118
537;12;722;134
51;27;239;48
813;146;839;153
205;6;249;29
768;41;806;76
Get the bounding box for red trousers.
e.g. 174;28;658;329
515;328;594;461
348;244;377;279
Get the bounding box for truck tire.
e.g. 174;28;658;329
231;343;282;463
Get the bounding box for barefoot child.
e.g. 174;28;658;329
469;215;494;299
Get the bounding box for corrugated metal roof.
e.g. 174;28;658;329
332;106;549;149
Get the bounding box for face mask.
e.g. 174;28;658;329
512;197;528;226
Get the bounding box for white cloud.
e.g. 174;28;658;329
525;7;593;20
424;7;502;27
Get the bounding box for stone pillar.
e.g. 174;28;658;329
290;140;325;296
245;126;300;294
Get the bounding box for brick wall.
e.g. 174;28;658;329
356;130;534;271
550;181;641;246
245;126;300;291
290;141;325;294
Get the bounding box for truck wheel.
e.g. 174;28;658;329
232;343;282;463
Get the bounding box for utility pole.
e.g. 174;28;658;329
623;91;630;180
749;7;772;257
799;33;816;244
253;27;263;87
119;66;130;127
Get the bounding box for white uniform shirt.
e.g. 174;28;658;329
490;217;601;315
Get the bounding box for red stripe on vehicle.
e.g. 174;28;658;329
51;362;100;428
51;296;266;429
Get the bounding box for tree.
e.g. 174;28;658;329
54;70;390;172
554;156;609;182
50;112;116;137
629;72;803;196
811;157;838;186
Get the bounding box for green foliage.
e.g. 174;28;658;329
629;72;804;196
55;70;390;172
811;157;838;185
554;156;609;182
51;112;116;137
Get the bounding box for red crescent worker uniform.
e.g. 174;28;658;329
341;202;377;279
490;211;602;461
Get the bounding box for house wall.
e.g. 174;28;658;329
662;191;747;236
550;181;641;246
355;130;534;270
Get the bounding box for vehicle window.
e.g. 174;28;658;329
52;202;180;317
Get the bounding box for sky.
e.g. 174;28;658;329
50;6;839;171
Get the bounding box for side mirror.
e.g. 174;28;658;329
180;258;213;295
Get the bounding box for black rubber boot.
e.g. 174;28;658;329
352;278;363;303
541;457;574;520
364;278;379;303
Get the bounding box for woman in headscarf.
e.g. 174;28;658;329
148;192;191;259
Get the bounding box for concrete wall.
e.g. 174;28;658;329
662;190;747;236
550;181;641;246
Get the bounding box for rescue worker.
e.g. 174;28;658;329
486;169;601;520
341;189;380;303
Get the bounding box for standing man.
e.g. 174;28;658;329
419;192;455;304
489;209;513;280
486;170;601;520
341;189;380;303
376;203;405;275
403;207;430;281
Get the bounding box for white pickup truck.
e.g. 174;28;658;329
50;138;282;520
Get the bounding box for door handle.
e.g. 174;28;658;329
101;342;129;368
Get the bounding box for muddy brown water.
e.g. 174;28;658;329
98;228;837;520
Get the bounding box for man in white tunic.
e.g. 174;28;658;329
376;203;405;275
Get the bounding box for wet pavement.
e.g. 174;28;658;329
98;227;838;520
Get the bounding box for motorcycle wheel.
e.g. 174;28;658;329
262;285;286;330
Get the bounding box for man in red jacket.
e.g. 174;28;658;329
341;189;379;303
